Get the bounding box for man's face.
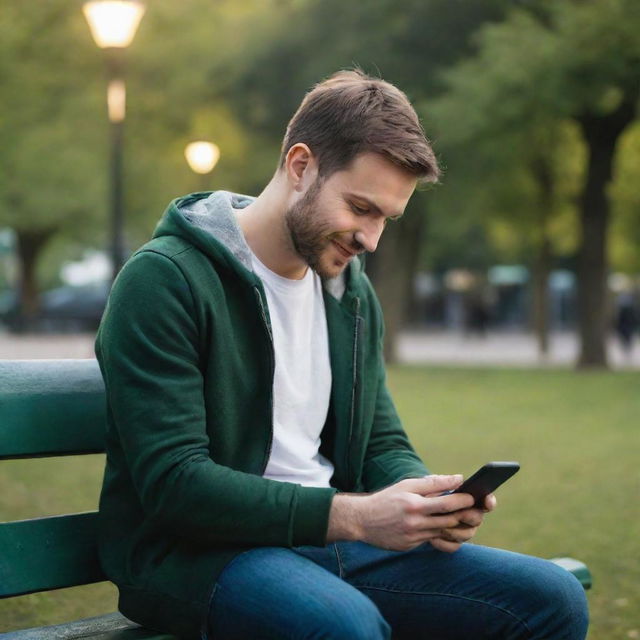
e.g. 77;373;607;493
285;152;417;280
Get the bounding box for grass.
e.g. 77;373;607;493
387;366;640;640
1;366;638;639
0;454;118;632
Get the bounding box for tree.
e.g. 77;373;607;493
118;0;275;245
0;1;107;325
223;0;510;359
429;0;640;367
0;0;262;323
428;86;584;356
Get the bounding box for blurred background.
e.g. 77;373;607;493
1;0;639;368
1;1;639;638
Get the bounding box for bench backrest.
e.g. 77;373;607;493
0;359;107;598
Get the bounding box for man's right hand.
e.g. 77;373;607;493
326;475;475;552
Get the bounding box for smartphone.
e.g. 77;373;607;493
451;461;520;509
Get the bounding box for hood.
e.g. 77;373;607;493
153;190;255;283
153;190;356;300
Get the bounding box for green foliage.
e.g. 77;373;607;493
223;0;512;276
226;0;508;134
2;0;638;293
432;0;640;129
0;2;106;236
610;122;640;272
426;0;640;273
98;0;279;244
0;0;274;279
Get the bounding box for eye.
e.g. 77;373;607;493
350;202;369;215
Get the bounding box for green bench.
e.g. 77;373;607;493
0;359;176;639
0;358;592;638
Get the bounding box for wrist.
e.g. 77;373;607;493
326;493;366;543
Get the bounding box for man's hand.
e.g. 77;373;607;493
327;475;494;552
430;493;497;553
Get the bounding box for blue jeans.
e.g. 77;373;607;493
207;542;588;639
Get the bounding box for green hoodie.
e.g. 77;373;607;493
95;191;428;639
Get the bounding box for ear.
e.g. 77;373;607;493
284;143;318;192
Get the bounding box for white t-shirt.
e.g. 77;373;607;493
250;251;335;488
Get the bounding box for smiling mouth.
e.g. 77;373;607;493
331;240;356;259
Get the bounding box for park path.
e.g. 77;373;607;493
1;329;638;369
397;329;640;369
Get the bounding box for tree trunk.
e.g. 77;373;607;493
529;154;554;359
531;233;552;357
367;194;427;363
575;92;638;368
14;228;56;332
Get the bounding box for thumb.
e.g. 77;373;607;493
399;474;463;496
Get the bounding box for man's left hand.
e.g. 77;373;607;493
430;493;497;553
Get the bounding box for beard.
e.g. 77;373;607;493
284;178;327;274
284;178;361;280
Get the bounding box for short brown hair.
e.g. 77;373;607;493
280;68;440;184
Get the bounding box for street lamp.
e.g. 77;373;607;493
184;141;220;191
83;0;145;280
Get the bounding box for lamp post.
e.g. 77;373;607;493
83;0;145;281
184;141;220;191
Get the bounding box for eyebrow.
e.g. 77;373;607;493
346;193;404;219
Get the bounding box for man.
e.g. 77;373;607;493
95;70;588;639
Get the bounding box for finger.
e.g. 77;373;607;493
438;526;478;544
455;508;485;528
422;492;475;516
430;537;462;553
424;513;465;530
484;493;497;512
399;474;463;496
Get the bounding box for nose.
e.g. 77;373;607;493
354;217;386;253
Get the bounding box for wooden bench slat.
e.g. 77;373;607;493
0;612;176;639
0;360;106;459
0;512;105;597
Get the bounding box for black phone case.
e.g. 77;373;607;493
453;461;520;508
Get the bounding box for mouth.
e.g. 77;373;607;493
331;240;356;259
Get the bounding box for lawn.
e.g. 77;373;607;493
1;366;638;639
387;366;640;640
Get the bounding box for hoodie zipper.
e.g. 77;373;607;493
254;286;275;474
347;296;361;486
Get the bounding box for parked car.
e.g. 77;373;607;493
0;281;110;333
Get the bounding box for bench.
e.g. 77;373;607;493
0;358;592;638
0;359;176;639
